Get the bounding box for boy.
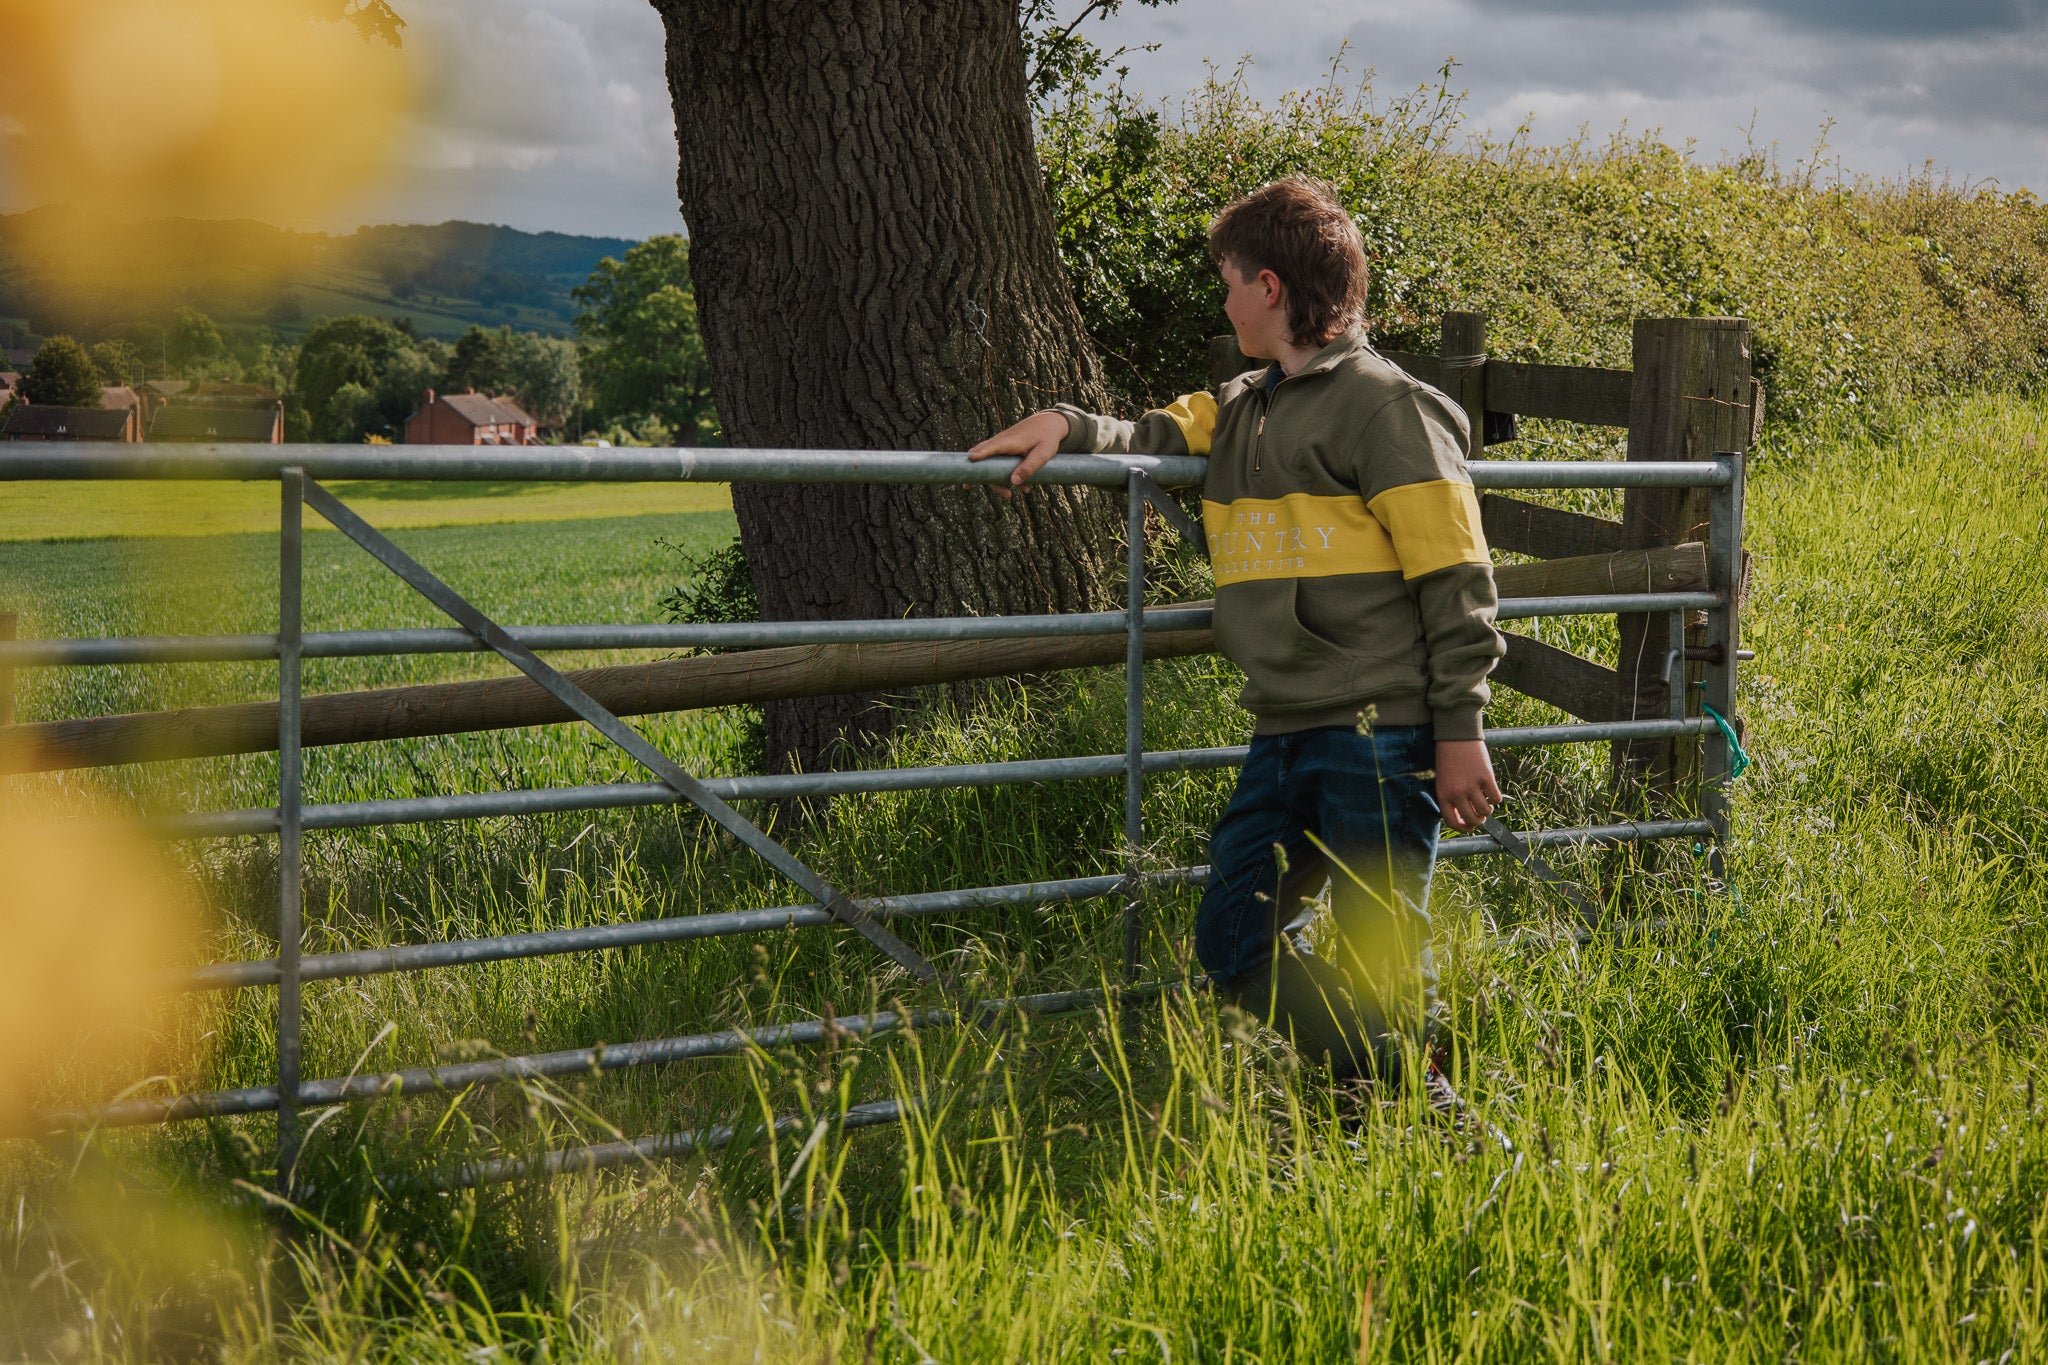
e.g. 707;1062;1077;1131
970;177;1504;1100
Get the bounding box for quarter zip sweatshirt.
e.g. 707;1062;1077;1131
1053;329;1504;739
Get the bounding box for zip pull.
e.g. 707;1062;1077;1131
1254;410;1266;472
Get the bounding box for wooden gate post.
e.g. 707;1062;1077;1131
1439;311;1489;457
1209;335;1253;391
1612;318;1753;793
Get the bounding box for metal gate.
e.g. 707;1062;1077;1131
0;442;1741;1190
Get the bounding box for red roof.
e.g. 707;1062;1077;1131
438;391;536;428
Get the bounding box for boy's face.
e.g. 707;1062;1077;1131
1220;256;1289;360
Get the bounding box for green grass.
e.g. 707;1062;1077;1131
0;480;733;543
6;395;2048;1360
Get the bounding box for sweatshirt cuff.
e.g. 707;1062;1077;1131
1431;706;1486;742
1049;403;1097;454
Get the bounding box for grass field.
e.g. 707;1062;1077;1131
5;394;2048;1360
0;480;733;543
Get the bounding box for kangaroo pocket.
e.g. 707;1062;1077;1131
1212;576;1430;716
1211;579;1366;712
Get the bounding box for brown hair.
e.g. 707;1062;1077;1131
1208;177;1369;347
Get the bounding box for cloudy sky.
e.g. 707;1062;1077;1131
255;0;2048;238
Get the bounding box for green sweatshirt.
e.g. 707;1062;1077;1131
1055;329;1504;740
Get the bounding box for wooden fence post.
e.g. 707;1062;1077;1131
1612;318;1753;793
1209;335;1252;392
1439;311;1488;457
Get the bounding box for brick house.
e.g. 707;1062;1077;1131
101;385;144;426
0;404;140;441
404;389;538;446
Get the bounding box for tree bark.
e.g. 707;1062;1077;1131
650;0;1119;772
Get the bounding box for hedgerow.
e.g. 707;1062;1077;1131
1040;65;2048;428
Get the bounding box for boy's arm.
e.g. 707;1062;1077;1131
968;393;1217;491
1354;388;1505;738
1049;392;1217;458
1356;388;1508;830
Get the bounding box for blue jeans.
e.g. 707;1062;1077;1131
1196;724;1440;1081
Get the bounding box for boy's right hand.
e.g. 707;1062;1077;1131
968;410;1069;497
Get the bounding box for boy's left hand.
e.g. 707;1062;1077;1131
1435;739;1501;833
968;410;1069;497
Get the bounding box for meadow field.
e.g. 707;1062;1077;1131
4;394;2048;1360
0;479;733;544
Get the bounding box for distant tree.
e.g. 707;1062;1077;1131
20;336;104;407
117;321;170;377
502;332;582;427
165;307;224;375
234;335;295;396
375;341;444;429
294;317;387;427
572;235;716;444
88;339;143;387
265;292;305;328
294;315;429;441
326;382;383;443
441;324;506;394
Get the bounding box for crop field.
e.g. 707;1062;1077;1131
4;394;2048;1360
0;480;734;544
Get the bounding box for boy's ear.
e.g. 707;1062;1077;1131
1258;268;1286;310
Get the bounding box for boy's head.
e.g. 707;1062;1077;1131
1208;177;1369;354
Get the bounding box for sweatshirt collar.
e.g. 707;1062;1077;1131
1261;328;1369;388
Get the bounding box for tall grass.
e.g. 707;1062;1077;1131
4;393;2048;1358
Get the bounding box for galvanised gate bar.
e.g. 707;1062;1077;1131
0;442;1743;1191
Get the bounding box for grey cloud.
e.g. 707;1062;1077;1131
35;0;2022;239
380;0;683;236
1334;9;1752;105
418;0;2047;234
1096;0;2048;191
378;0;2048;234
1463;0;2044;39
1815;38;2048;135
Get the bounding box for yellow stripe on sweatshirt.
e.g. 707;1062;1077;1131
1155;391;1217;456
1202;481;1488;587
1365;479;1489;580
1202;493;1399;585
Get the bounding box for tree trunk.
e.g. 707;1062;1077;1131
649;0;1119;772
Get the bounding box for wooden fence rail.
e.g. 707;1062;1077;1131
0;543;1704;774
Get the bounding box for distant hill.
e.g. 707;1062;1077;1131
0;208;641;341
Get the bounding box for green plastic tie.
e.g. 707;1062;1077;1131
1702;703;1751;779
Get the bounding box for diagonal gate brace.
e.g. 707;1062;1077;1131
301;479;944;986
1137;472;1207;559
1480;814;1605;929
